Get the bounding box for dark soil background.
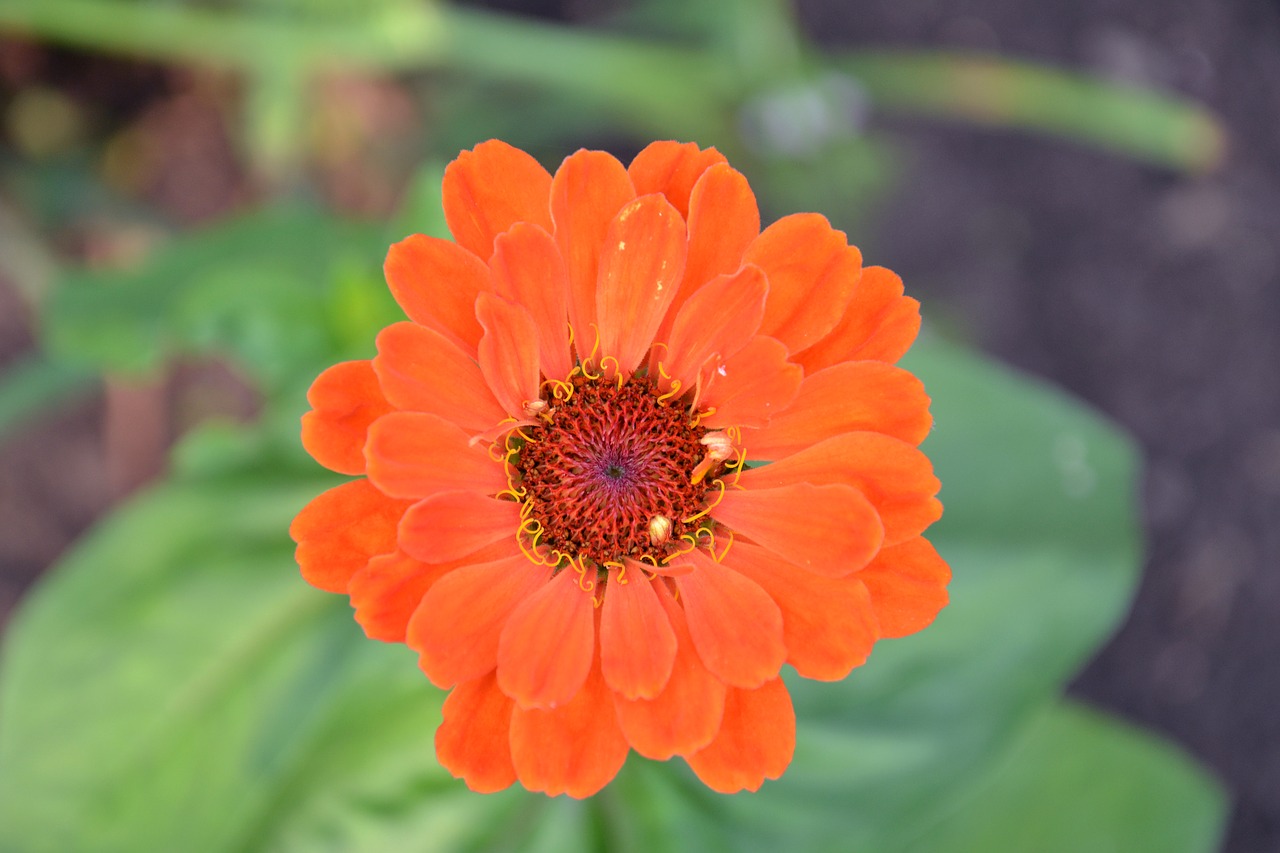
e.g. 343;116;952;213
799;1;1280;850
1;1;1278;851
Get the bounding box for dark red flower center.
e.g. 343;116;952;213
514;375;720;567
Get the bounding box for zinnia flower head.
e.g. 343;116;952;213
291;140;950;797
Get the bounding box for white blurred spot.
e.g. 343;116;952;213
738;72;869;159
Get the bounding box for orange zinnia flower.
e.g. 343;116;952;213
291;140;950;797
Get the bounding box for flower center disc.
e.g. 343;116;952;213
515;375;715;567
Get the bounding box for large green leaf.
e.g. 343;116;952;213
907;700;1226;853
0;334;1223;850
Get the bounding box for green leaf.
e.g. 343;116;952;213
42;206;397;393
906;701;1226;853
0;474;443;852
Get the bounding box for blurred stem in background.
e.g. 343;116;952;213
0;0;1225;180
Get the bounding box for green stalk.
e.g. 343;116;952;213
839;51;1225;173
0;1;1224;172
0;0;446;70
440;8;729;135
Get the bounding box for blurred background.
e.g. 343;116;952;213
0;0;1275;850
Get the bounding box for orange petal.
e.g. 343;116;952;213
673;548;785;688
300;361;393;475
712;482;884;576
476;292;541;418
613;579;727;759
627;141;727;219
746;361;933;459
654;163;760;345
442;139;553;260
726;542;877;680
509;655;630;798
661;264;767;392
497;565;596;710
857;536;951;638
408;554;552;688
699;335;802;429
373;321;507;434
685;677;794;793
399;491;522;563
600;566;677;700
290;479;411;594
745;213;863;353
490;223;573;382
436;672;517;793
738;431;942;545
384;234;490;355
364;411;508;499
795;266;921;371
595;194;688;377
348;548;460;643
550;149;635;346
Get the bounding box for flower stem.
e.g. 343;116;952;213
838;50;1225;173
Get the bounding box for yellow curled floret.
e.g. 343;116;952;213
603;560;628;584
516;516;549;566
712;528;735;563
656;378;683;405
689;406;717;428
682;477;726;524
660;533;700;564
571;554;596;592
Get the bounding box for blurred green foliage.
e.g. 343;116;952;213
0;0;1228;850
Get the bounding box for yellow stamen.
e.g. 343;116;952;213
656;378;683;404
689;406;718;428
727;445;748;488
682;477;726;524
581;322;602;374
661;533;699;564
497;485;527;502
572;554;596;592
603;560;627;583
542;377;574;402
599;355;624;388
713;529;736;563
516;516;548;566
